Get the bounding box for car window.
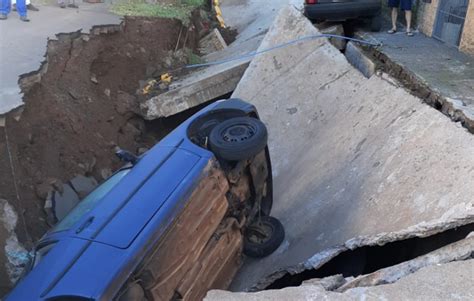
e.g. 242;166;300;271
52;169;131;233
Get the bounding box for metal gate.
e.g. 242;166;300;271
432;0;469;47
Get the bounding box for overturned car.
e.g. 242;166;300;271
7;99;284;301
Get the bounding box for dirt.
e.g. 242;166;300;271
0;16;202;252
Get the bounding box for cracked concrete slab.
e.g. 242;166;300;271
338;232;474;291
230;5;474;291
0;3;121;115
205;259;474;300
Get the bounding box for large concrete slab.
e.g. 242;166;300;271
206;259;474;300
0;3;121;115
230;6;474;291
139;35;257;119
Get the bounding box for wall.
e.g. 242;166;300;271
417;0;440;37
460;0;474;55
417;0;474;56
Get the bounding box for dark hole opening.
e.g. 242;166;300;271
266;223;474;290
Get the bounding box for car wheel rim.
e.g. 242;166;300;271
247;223;273;244
221;123;256;143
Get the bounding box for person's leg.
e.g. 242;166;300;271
405;10;412;32
15;0;29;21
68;0;78;8
392;8;399;30
387;0;399;33
0;0;12;18
401;0;413;35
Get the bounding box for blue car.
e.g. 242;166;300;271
7;98;284;301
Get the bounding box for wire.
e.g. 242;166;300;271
185;34;381;69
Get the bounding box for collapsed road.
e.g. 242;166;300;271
222;4;474;297
1;0;474;299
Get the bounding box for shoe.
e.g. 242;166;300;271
0;14;7;20
12;4;16;11
60;3;66;8
68;4;79;8
387;29;397;34
406;31;414;37
27;4;40;11
20;15;30;22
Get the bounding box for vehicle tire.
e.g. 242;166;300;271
243;216;285;258
209;116;268;161
370;15;382;32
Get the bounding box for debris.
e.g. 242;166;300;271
35;182;53;200
69;175;98;199
52;184;80;221
104;88;111;97
100;168;112;180
0;199;29;285
302;274;346;291
345;42;376;78
199;28;228;55
90;74;98;84
137;147;149;155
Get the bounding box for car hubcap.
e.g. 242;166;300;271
247;222;273;244
221;124;256;143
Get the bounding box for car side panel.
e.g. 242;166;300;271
137;160;230;301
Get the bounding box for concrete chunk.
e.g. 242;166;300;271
199;28;228;55
140;61;249;119
345;41;375;78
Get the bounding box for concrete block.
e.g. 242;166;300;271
345;41;375;78
199;28;228;55
69;175;98;199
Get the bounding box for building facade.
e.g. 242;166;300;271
417;0;473;55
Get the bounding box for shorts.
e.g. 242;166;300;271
388;0;413;11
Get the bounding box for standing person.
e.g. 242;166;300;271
0;0;29;21
12;0;39;11
387;0;414;36
58;0;78;9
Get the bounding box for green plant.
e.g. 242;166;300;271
110;0;205;24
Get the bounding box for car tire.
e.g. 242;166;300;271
370;15;382;32
243;216;285;258
209;116;268;161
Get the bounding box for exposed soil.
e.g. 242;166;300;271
0;16;202;249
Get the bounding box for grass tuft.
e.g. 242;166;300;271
110;0;205;24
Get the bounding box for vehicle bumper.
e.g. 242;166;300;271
304;2;381;21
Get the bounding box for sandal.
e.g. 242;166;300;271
387;29;397;34
407;31;414;37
